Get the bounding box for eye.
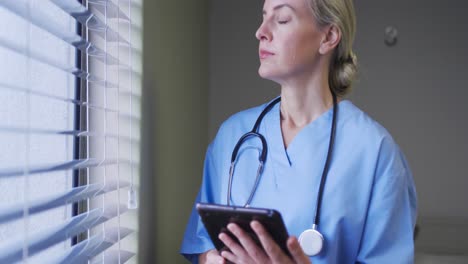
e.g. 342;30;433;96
277;16;291;24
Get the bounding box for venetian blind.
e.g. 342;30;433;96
0;0;142;263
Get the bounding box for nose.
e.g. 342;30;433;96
255;21;271;41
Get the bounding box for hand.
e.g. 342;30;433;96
199;249;226;264
218;221;312;264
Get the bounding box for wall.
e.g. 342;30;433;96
351;0;468;254
208;0;275;140
208;0;468;256
140;0;209;263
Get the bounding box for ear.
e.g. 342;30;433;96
319;24;341;55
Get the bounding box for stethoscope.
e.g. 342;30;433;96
227;92;338;257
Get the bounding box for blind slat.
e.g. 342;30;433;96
0;84;142;120
52;0;107;30
0;0;121;65
0;158;139;178
0;39;119;88
0;36;82;76
120;88;142;98
0;81;80;105
89;0;130;20
0;127;140;145
0;180;130;224
50;0;130;45
53;236;135;264
87;227;133;257
0;127;81;136
53;230;103;264
0;204;129;263
91;249;135;264
0;82;141;118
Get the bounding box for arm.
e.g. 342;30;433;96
180;143;223;263
356;138;418;263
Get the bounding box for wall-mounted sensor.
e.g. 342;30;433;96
384;26;398;47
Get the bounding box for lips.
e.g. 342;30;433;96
259;49;274;59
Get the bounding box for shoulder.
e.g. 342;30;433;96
339;100;393;143
204;99;278;180
214;98;277;141
338;100;408;171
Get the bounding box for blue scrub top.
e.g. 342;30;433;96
180;99;417;263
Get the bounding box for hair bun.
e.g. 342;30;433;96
330;52;358;96
342;52;356;65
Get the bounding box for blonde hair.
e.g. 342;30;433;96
308;0;357;96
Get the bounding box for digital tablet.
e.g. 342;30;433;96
196;203;291;257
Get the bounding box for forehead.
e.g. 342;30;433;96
262;0;309;13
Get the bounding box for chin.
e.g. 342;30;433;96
258;67;268;79
258;65;285;83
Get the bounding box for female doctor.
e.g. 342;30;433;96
181;0;417;263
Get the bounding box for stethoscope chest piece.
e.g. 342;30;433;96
298;228;324;256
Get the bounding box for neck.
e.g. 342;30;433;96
279;78;334;129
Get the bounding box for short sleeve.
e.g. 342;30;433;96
356;137;418;263
180;143;219;263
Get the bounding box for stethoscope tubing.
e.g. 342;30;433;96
228;93;337;228
312;93;337;227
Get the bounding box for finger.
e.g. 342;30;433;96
250;220;290;262
220;250;237;264
218;232;245;260
207;249;226;264
287;236;311;264
209;255;226;264
227;223;269;263
199;249;226;264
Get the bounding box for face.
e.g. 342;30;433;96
256;0;326;84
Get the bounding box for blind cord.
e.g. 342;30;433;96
102;2;108;263
128;0;138;211
117;2;121;262
22;0;33;262
85;9;92;264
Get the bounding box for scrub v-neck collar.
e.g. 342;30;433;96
264;100;337;167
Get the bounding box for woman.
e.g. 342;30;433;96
181;0;417;263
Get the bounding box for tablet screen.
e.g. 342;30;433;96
196;203;291;257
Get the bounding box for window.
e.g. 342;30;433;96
0;0;142;263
